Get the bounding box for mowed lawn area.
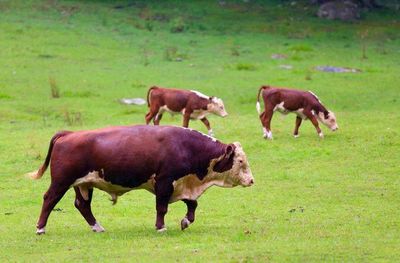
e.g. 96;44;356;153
0;0;399;261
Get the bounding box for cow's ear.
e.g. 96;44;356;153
324;110;329;119
225;144;235;159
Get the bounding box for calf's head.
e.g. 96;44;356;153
212;142;254;187
318;111;338;131
207;97;228;117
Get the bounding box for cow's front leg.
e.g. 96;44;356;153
200;117;213;136
181;199;198;230
304;110;323;138
293;116;302;138
155;179;174;232
182;109;192;128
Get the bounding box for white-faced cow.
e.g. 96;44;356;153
145;86;228;136
256;85;338;139
28;125;253;234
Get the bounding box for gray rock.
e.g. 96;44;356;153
315;66;361;73
119;98;147;105
317;1;361;21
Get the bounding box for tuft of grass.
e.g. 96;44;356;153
63;109;82;126
235;63;257;71
49;77;60;98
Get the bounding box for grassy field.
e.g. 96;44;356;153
0;0;399;261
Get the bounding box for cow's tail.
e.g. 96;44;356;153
256;85;269;114
146;86;158;107
26;131;71;180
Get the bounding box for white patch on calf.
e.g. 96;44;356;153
191;90;209;100
190;109;208;120
273;102;288;114
207;97;228;117
263;127;273;139
317;111;338;131
295;108;306;119
158;105;177;115
308;91;322;103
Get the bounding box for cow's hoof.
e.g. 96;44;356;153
208;130;214;137
180;218;191;231
36;227;46;235
91;222;105;233
157;227;167;233
318;133;324;139
294;134;299;138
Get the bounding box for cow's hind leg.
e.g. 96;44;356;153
181;199;198;230
36;183;69;234
73;187;104;233
145;105;159;125
153;113;163;125
260;108;273;139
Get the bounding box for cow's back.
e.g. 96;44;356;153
262;87;319;111
150;88;192;111
50;125;225;188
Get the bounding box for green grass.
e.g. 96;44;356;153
0;0;399;261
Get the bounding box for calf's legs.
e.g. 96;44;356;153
293;116;302;138
259;109;273;139
145;105;159;125
182;110;192;128
181;199;198;230
200;117;214;136
153;113;163;125
304;110;324;138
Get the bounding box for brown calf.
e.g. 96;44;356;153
28;125;253;234
145;86;228;136
256;85;338;139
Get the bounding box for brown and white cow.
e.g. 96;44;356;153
145;86;228;136
256;85;338;139
28;125;253;234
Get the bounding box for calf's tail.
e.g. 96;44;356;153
27;131;71;180
256;85;269;114
146;86;158;107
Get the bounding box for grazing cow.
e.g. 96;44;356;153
256;85;338;139
28;125;253;234
145;86;228;136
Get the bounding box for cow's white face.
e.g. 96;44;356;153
207;97;228;117
230;142;254;187
213;142;254;187
318;111;338;131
